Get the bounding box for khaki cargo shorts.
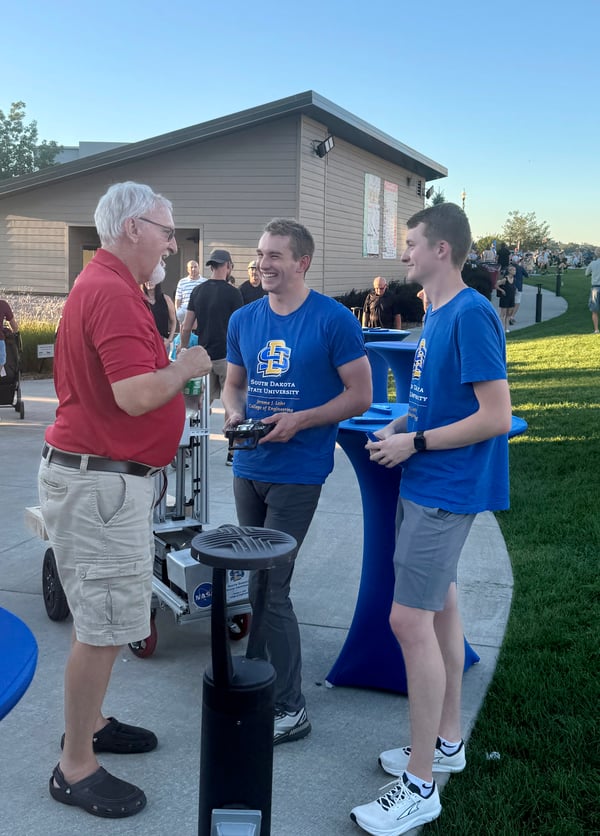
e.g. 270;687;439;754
38;457;155;646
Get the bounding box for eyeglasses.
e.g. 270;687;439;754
137;217;176;241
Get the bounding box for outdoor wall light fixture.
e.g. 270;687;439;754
314;135;335;157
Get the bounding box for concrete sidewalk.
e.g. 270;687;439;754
0;284;565;836
490;279;567;334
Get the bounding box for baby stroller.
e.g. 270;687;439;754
0;328;25;419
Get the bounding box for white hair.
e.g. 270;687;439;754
94;181;173;247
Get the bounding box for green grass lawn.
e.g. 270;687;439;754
425;269;599;835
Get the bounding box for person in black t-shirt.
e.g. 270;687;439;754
239;259;268;305
180;248;243;404
362;277;402;329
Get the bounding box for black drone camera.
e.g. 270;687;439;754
225;420;274;451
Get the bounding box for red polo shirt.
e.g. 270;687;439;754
46;249;185;466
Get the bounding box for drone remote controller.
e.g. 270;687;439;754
225;420;274;451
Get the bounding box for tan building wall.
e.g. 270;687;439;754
0;112;427;300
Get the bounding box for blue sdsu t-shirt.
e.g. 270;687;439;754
227;290;366;484
401;287;509;513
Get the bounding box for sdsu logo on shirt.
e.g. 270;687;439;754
257;340;291;377
412;338;426;380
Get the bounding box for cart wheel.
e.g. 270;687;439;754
228;613;251;641
42;548;70;621
129;616;158;658
19;401;25;419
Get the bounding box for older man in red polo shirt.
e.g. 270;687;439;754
39;181;210;820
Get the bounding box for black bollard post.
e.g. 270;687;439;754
555;268;562;297
192;526;297;836
535;284;543;323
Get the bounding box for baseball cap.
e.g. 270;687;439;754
206;249;232;266
248;260;257;269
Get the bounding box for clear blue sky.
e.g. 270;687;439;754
3;0;597;245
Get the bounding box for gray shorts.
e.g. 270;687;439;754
589;287;600;313
38;455;155;646
393;498;475;611
210;357;228;404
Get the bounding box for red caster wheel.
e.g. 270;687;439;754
129;615;158;658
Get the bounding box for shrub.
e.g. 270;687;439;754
387;281;425;323
334;287;370;310
335;281;425;324
461;264;493;299
19;322;57;373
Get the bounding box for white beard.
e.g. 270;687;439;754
148;262;165;286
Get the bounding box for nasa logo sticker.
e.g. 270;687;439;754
193;582;212;609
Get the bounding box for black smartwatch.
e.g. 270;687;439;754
413;430;427;452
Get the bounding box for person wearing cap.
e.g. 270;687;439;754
180;248;243;407
239;259;267;305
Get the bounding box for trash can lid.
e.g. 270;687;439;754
191;525;297;570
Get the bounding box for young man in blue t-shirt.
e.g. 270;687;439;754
222;218;371;745
351;203;512;836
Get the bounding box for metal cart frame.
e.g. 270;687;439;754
25;376;252;657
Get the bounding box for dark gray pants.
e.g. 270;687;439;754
233;478;322;713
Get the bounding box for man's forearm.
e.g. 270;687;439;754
289;386;371;433
180;325;192;349
112;348;211;417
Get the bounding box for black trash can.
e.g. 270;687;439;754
191;525;297;836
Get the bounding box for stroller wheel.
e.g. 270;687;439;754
42;548;70;621
18;401;25;419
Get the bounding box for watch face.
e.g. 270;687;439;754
414;432;426;452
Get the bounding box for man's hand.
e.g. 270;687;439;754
366;432;415;468
223;411;245;432
177;346;212;379
259;412;304;443
111;345;211;417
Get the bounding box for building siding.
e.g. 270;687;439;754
298;116;424;298
0;110;433;300
1;218;67;293
0;118;301;294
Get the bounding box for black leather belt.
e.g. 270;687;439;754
42;444;163;478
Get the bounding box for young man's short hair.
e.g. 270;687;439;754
407;203;472;268
263;218;315;264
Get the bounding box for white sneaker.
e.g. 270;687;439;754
351;774;441;835
273;707;311;745
379;738;466;776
